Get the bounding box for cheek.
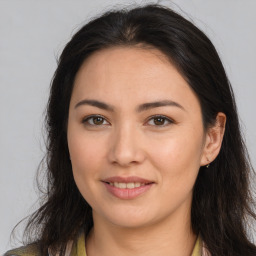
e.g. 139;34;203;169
67;131;108;207
149;133;203;210
150;129;204;180
67;128;107;184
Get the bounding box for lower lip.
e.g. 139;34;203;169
103;182;154;200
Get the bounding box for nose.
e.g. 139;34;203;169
107;124;146;167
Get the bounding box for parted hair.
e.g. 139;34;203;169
20;3;256;256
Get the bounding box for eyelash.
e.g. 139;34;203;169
82;114;174;127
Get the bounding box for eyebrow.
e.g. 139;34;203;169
74;99;185;112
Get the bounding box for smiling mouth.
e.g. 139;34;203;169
103;182;154;200
104;181;153;189
102;176;155;199
102;177;154;199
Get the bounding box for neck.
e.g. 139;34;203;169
86;208;197;256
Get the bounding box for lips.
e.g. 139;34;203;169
103;176;153;184
102;176;155;200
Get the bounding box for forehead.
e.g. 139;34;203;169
75;46;172;84
71;46;200;113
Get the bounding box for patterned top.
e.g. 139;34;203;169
4;232;206;256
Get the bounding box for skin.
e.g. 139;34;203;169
67;46;226;256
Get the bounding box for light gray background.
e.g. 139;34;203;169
0;0;255;253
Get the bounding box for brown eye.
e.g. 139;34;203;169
82;115;109;126
147;115;173;127
92;117;104;125
153;117;165;125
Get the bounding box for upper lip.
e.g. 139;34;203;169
102;176;154;184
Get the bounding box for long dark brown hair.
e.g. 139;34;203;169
18;3;256;256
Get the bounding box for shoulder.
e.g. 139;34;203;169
3;243;40;256
4;230;85;256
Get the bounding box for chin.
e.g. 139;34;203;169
110;217;153;229
96;207;160;229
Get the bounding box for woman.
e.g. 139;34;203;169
5;3;256;256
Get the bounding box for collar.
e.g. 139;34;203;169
191;235;201;256
70;232;203;256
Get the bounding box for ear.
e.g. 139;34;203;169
200;112;226;167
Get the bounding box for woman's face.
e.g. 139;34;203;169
67;46;208;228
